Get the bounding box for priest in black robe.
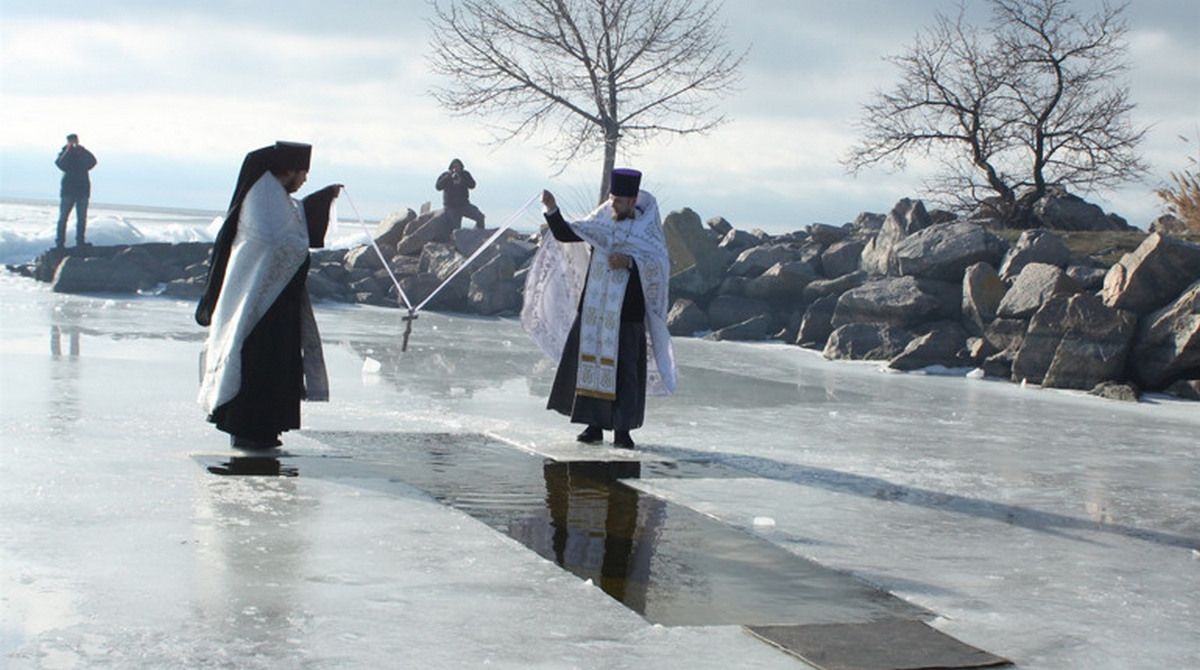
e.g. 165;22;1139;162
196;141;340;449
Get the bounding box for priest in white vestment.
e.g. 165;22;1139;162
522;169;676;449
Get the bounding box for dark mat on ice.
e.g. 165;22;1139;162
746;619;1011;670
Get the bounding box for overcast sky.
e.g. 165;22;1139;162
1;0;1197;231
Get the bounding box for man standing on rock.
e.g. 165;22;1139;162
54;133;97;248
195;141;341;450
435;158;486;230
522;168;676;449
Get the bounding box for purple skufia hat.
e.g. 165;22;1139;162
610;168;641;197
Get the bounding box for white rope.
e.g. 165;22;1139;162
341;188;415;313
413;192;541;313
338;188;541;350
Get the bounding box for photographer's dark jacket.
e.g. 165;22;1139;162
55;145;97;198
435;170;476;207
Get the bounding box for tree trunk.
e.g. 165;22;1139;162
598;131;619;204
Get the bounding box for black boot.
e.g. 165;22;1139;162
576;425;603;443
613;430;635;449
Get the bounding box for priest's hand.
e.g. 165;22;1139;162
608;252;632;270
541;190;557;212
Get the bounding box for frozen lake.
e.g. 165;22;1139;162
1;201;1198;668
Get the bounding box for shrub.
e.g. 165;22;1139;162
1155;136;1200;233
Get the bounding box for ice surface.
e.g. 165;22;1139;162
1;202;1198;669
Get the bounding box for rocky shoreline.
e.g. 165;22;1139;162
7;192;1199;403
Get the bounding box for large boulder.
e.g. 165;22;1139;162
998;229;1070;281
396;210;452;255
802;270;869;304
728;244;797;277
707;294;773;330
807;223;850;246
1129;280;1200;390
372;209;418;253
1031;188;1129;231
743;260;820;303
823;323;913;361
51;255;152;293
962;262;1006;334
705;314;778;342
667;298;710;336
664;207;729;298
718;228;761;257
996;263;1081;319
832;276;960;328
892;221;1007;282
820;239;866;279
796;294;838;349
467;254;520;315
1011;293;1137;388
888;322;970;371
1101;233;1200;315
860;198;932;276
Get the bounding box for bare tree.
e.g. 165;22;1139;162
427;0;745;202
844;0;1148;223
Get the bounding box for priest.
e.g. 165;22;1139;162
196;141;341;449
522;168;677;449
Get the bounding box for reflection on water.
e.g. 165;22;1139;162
205;455;298;477
302;431;930;627
48;306;82;435
191;474;311;656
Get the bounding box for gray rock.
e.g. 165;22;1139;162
667;298;710;336
743;260;819;303
888;323;970;371
468;254;520;316
999;229;1070;281
1148;214;1190;237
1033;188;1129;231
706;216;733;237
1101;233;1200;315
807;223;849;245
1065;265;1107;292
705;314;778;342
1130;279;1200;390
802;270;868;304
665;207;729;298
962;262;1006;334
51;255;152;294
860;198;932;276
718;229;760;256
823;323;913;361
996;263;1081;319
396;211;452;255
1013;293;1137;389
832;276;960;328
728;244;797;277
984;318;1029;354
1165;379;1200;400
1089;381;1141;402
797;294;838;349
893;221;1007;282
707;294;773;330
820;239;865;279
372;209;417;252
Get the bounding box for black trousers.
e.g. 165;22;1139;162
56;195;89;247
